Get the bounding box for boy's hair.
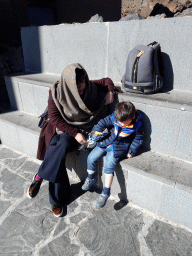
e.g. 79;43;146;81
115;101;135;122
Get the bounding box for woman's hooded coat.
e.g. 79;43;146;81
37;63;108;160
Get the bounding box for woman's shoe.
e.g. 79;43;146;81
52;204;63;217
27;174;42;198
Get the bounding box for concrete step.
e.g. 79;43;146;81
0;110;192;230
5;72;192;162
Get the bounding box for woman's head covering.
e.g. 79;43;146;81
51;63;107;133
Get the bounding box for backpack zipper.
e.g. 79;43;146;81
132;50;144;83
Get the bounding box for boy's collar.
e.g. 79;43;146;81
115;119;134;128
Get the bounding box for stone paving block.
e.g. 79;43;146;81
0;200;11;216
0;209;56;254
69;212;87;225
3;156;28;170
39;231;80;256
0;147;21;159
145;219;192;256
78;200;143;256
19;159;41;181
0;168;26;199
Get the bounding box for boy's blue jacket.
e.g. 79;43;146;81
91;110;144;159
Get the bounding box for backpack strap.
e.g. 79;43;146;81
148;42;161;76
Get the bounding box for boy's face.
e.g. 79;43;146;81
119;116;134;126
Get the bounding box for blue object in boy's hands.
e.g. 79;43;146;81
87;131;108;149
78;131;108;151
90;131;108;142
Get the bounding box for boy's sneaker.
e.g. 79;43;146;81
27;174;42;198
96;193;109;208
81;177;97;191
52;204;63;217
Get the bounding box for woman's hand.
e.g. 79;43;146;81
117;88;123;93
127;154;133;158
75;133;87;145
104;91;114;105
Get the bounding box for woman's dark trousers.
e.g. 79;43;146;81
38;133;77;205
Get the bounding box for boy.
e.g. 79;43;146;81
81;101;144;208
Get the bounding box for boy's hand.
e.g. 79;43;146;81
127;154;132;158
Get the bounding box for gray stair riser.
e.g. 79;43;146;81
5;76;50;116
124;166;192;230
0;119;39;158
21;17;192;92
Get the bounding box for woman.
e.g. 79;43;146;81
27;63;119;217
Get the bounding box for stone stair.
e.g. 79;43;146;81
0;17;192;229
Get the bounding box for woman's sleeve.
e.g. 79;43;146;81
92;78;116;92
91;114;113;134
48;90;78;137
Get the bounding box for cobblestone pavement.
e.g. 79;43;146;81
0;144;192;256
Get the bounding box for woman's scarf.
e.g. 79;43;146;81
51;63;107;133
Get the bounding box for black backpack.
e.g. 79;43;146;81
122;41;163;94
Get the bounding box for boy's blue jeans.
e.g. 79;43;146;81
87;146;119;176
